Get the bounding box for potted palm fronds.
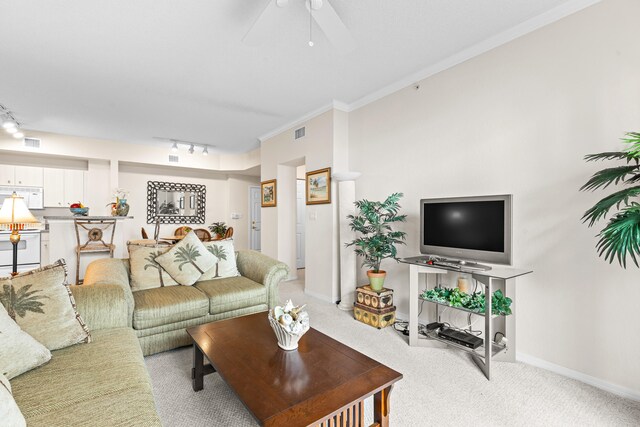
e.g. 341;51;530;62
581;132;640;267
346;193;407;292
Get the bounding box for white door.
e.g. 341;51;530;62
296;179;305;269
43;168;65;207
64;169;85;206
14;166;43;187
249;186;261;251
0;165;15;185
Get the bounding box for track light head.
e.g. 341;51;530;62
171;141;178;152
189;144;194;154
202;146;208;156
2;120;16;130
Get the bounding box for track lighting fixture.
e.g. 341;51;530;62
188;144;194;154
2;120;16;129
202;146;208;156
171;141;178;152
1;104;25;139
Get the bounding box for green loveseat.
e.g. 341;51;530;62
11;282;162;426
83;249;289;356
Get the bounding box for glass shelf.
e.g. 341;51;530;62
420;330;507;358
419;295;501;318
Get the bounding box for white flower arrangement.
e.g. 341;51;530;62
268;299;309;350
113;188;130;200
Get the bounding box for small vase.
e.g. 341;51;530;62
116;199;130;216
367;270;387;292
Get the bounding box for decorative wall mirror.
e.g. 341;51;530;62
147;181;206;224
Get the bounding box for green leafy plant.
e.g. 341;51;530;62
208;222;228;237
346;193;407;273
421;287;512;316
581;132;640;267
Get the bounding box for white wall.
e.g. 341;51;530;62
348;0;640;395
261;109;341;301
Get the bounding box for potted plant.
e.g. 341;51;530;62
208;221;228;239
581;132;640;267
346;192;407;292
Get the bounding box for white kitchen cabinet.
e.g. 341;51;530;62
0;165;16;185
43;168;66;207
64;169;84;206
14;166;44;186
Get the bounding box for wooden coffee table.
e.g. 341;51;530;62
187;312;402;427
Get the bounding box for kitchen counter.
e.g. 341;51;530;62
44;216;134;220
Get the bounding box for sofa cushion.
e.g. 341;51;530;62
11;328;160;427
0;260;91;351
195;276;267;314
132;285;209;330
128;242;178;291
1;373;26;427
0;304;51;380
197;239;240;282
156;231;217;286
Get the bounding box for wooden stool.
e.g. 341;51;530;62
74;219;116;285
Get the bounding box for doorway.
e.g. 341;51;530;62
249;186;261;251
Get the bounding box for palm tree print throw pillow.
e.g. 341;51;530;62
198;239;240;282
0;260;91;351
155;231;217;286
127;243;179;291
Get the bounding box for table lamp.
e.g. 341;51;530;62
0;192;40;275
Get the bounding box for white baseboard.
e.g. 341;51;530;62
516;352;640;402
304;288;335;304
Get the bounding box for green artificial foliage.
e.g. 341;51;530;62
346;193;407;273
208;222;228;237
581;132;640;267
421;286;512;316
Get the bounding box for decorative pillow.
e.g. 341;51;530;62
0;373;26;427
155;231;217;286
198;239;240;282
128;242;179;291
0;260;91;350
0;304;51;380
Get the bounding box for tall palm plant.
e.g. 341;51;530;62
581;132;640;267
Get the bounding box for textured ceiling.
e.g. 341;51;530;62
0;0;593;153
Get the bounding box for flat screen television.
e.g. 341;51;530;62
420;194;512;265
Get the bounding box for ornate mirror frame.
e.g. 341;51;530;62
146;181;206;224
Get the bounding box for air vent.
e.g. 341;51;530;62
168;155;179;163
24;137;40;148
294;126;306;139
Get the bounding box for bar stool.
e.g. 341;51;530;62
74;219;116;285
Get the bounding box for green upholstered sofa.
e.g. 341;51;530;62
83;249;289;356
11;282;162;426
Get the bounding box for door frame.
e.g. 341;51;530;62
248;185;261;251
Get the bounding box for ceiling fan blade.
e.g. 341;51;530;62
308;0;356;54
243;0;285;46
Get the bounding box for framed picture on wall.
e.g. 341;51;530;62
261;179;277;207
306;167;331;205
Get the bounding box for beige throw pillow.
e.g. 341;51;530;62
128;242;179;291
0;304;51;380
0;260;91;350
198;239;240;282
156;231;216;286
0;373;26;427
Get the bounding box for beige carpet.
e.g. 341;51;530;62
145;272;640;426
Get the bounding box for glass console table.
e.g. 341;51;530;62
400;256;532;380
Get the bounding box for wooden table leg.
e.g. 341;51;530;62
373;385;393;427
192;343;204;392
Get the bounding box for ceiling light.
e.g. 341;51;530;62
13;132;24;139
171;141;178;152
6;127;17;134
202;146;208;156
188;144;194;154
2;120;16;129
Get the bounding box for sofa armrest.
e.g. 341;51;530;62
70;284;129;330
236;250;289;308
82;258;134;327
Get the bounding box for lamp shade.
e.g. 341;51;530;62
0;193;39;231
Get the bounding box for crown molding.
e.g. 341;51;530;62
257;0;600;143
